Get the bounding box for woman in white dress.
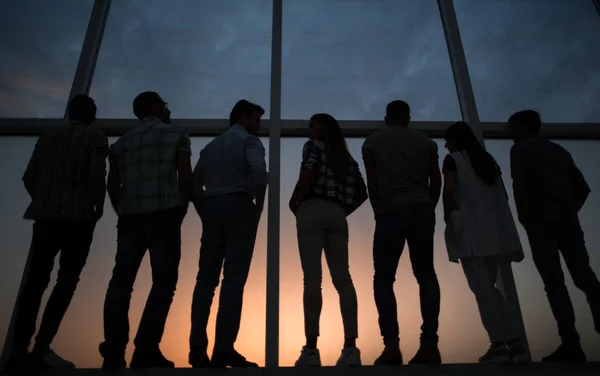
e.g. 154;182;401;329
442;122;527;363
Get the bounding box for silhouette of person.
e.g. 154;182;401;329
189;100;267;368
442;122;527;363
509;110;600;362
289;114;368;367
362;100;442;365
1;95;108;374
99;92;193;369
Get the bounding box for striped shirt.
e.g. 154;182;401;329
22;122;109;221
110;116;191;215
300;139;367;215
443;151;523;263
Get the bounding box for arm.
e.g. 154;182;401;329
442;156;457;222
428;144;442;207
176;134;193;221
246;137;269;217
289;141;319;213
362;147;379;212
510;146;531;224
22;138;42;198
192;154;205;219
89;135;109;219
107;160;121;214
569;158;590;212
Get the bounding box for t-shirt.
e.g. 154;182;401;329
362;126;438;214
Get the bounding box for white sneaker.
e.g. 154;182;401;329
335;346;362;367
40;350;76;369
294;347;321;367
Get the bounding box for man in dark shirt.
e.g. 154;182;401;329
2;95;108;374
509;109;600;362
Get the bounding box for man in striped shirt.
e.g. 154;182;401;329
3;95;108;374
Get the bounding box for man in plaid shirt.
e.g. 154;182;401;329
100;91;193;370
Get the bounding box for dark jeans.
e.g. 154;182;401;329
190;193;258;354
10;220;96;355
526;219;600;343
102;208;181;353
373;202;440;347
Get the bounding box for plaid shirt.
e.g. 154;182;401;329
110;117;191;215
300;139;367;214
22;122;109;221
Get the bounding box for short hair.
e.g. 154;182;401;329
133;91;163;120
508;110;542;134
67;95;97;124
229;99;265;126
386;100;411;122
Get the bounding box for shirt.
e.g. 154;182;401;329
110;116;191;215
300;139;367;215
510;137;589;223
193;124;268;199
362;126;438;213
22;122;108;221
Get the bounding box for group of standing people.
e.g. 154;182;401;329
1;93;599;373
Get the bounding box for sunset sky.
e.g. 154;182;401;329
1;0;600;368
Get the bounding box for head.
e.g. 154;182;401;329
444;121;479;153
230;100;264;135
508;110;542;143
309;113;351;181
385;100;411;127
67;94;97;125
133;91;171;124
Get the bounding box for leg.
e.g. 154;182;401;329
10;222;60;356
373;212;406;347
406;204;440;347
102;216;147;354
33;221;96;353
559;220;600;334
134;210;181;350
323;218;358;343
526;223;579;343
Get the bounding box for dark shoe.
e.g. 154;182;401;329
374;346;403;366
130;347;175;368
210;350;258;368
99;342;126;370
479;343;511;363
409;346;442;365
189;349;211;368
506;339;529;363
1;353;29;375
30;349;76;371
542;343;586;363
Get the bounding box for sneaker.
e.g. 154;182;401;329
374;346;403;366
542;343;586;363
189;349;211;368
294;347;321;367
409;346;442;365
506;339;529;363
211;349;258;368
31;349;76;370
99;342;126;370
130;347;175;368
335;347;361;367
478;343;511;363
1;353;29;375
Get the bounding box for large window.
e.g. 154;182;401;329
0;137;269;368
281;0;461;121
90;0;272;119
0;0;94;118
456;0;600;123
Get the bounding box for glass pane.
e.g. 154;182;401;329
0;0;94;117
281;0;461;121
456;0;600;123
0;136;268;367
90;0;272;119
279;137;600;365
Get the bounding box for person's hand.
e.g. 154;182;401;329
254;204;264;221
180;206;189;224
289;200;299;216
93;209;104;222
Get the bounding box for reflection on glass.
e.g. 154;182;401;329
0;0;94;117
90;0;272;119
281;0;460;121
455;0;600;123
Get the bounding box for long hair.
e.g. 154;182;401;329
444;122;499;186
310;113;351;181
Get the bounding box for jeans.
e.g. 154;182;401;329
296;198;358;339
525;219;600;343
102;208;181;352
190;193;258;354
11;220;96;355
373;202;440;347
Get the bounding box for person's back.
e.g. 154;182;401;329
363;126;437;213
